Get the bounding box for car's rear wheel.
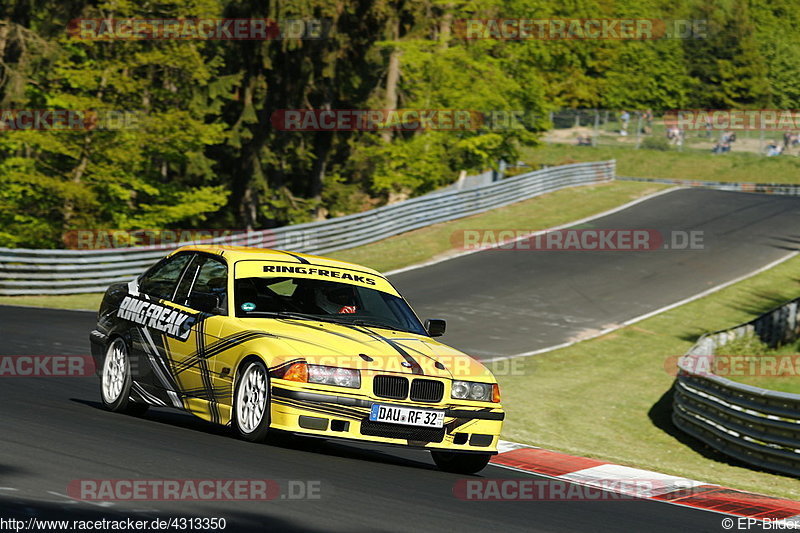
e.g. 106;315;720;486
431;451;492;474
233;360;271;442
101;338;148;416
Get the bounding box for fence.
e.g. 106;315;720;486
673;298;800;477
0;160;615;295
547;109;797;156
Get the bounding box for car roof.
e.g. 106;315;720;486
169;245;384;277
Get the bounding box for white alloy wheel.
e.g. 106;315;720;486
235;362;269;435
102;339;127;404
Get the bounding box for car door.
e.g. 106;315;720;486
161;254;230;424
125;251;197;409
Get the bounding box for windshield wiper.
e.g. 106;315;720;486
350;319;400;330
241;311;321;321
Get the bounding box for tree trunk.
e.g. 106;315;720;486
381;18;401;144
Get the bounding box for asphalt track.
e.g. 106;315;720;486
2;188;797;531
394;188;800;357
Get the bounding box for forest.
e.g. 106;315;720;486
0;0;797;247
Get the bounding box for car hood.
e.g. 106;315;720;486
234;317;494;381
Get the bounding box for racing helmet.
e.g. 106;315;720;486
314;283;357;314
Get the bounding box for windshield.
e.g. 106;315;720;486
234;275;427;335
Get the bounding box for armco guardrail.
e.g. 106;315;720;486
673;298;800;478
0;160;615;295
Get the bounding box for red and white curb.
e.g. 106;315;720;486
490;441;800;523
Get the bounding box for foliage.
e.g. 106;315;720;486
0;0;797;247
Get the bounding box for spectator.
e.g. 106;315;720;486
620;110;630;136
643;109;653;134
667;126;682;145
766;142;782;157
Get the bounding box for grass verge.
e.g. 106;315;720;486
497;253;800;500
719;335;800;395
0;180;666;311
524;143;800;184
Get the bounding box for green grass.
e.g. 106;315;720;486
524;143;800;184
0;293;104;311
0;180;665;311
719;335;800;395
497;253;800;500
329;180;665;272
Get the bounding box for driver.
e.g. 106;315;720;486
313;283;358;314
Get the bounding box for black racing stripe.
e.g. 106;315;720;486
445;418;480;433
275;319;364;344
279;251;310;264
136;328;183;394
196;319;220;424
390;340;430;358
348;325;424;375
269;358;306;374
183;387;231;402
172;331;273;374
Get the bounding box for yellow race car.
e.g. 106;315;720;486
90;245;504;473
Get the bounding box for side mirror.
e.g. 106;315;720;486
424;319;446;337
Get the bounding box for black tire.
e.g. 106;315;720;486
431;451;492;474
100;338;148;416
232;359;271;442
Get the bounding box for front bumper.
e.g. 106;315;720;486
270;384;504;453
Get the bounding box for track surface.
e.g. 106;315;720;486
395;189;800;357
3;188;798;531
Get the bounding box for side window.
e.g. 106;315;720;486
185;257;228;315
139;254;193;301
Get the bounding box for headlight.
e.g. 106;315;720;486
451;380;499;402
308;365;361;389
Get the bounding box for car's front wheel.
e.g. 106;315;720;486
100;338;148;416
431;451;492;474
233;360;271;442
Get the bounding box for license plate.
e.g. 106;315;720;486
369;404;445;428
